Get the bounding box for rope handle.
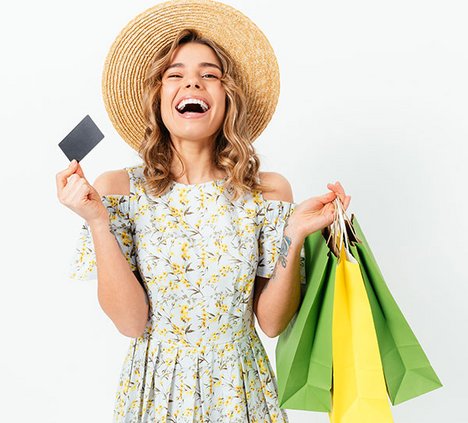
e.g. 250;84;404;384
324;196;359;263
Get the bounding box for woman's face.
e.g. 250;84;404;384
160;42;226;143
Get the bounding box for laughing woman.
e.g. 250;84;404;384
56;1;350;422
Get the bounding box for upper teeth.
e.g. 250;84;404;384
176;98;209;112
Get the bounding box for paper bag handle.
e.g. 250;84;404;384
325;197;358;264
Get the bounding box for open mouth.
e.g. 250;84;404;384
175;103;211;119
174;98;211;118
176;102;207;114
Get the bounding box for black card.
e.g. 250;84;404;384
58;115;104;162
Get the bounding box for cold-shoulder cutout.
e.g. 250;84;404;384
93;168;131;196
255;174;305;287
258;171;294;203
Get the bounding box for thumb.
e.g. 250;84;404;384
74;161;87;181
317;190;337;205
57;159;82;190
70;160;92;186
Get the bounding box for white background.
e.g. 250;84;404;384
0;0;466;421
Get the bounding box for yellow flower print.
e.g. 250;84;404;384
208;214;217;225
219;324;229;334
218;204;228;215
138;203;150;216
244;223;255;234
201;308;207;328
214;240;228;252
252;189;263;205
219;265;232;277
183;407;194;417
245;208;256;219
157;327;168;336
170;323;186;340
178;188;189;205
167;220;178;229
107;196;120;208
70;165;293;422
120;231;132;247
181;242;191;260
208;274;220;284
200;250;207;268
181;277;191;288
168;279;180;291
208;332;220;342
171;262;184;275
169;206;183;218
180;304;191;323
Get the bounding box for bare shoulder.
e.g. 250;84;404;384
258;171;294;202
93;168;130;196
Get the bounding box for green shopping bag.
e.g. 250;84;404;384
275;229;336;412
347;214;443;405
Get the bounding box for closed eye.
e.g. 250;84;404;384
167;74;218;79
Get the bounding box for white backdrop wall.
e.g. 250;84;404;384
0;0;465;422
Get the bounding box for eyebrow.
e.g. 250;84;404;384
165;62;222;72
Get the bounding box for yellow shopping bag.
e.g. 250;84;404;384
329;241;394;423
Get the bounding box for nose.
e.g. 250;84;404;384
184;73;202;89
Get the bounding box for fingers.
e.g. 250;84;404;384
56;160;92;207
344;195;351;210
56;160;79;191
316;191;337;205
74;161;86;179
327;181;350;208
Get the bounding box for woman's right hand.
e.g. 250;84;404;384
56;160;108;225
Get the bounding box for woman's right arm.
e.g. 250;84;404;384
56;161;149;338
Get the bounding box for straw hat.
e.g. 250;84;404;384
101;0;280;151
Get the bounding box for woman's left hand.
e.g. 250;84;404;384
287;181;351;239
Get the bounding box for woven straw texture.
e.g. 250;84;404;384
102;0;280;150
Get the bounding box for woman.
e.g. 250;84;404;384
57;2;350;422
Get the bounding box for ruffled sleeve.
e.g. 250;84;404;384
256;200;306;287
68;195;137;281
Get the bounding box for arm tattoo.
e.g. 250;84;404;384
270;227;292;281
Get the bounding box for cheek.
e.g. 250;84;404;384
160;94;173;118
218;98;227;119
160;86;174;108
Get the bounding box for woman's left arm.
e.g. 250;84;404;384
254;176;350;338
254;221;304;338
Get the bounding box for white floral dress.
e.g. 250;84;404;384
69;163;305;423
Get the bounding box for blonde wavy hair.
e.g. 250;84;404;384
137;28;272;201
